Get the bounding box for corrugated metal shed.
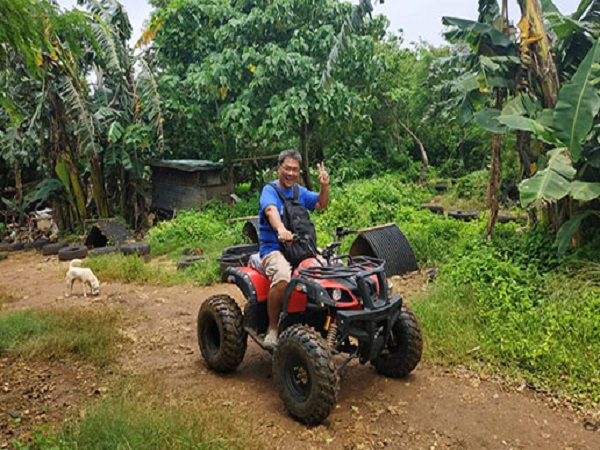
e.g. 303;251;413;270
150;160;233;212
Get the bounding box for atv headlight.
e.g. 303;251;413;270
330;288;342;301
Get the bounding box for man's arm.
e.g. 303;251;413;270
264;205;293;241
315;162;329;210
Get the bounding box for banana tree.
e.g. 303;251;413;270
1;0;163;231
443;0;518;238
498;38;600;252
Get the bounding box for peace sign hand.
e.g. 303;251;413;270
317;162;329;186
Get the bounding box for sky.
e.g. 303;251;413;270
57;0;582;47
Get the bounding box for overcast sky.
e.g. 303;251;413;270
57;0;581;47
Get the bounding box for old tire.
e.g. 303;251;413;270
447;210;479;221
23;239;50;250
121;242;151;256
58;245;88;261
197;294;247;373
0;242;23;252
273;325;339;425
42;242;68;256
222;243;259;256
371;304;423;379
177;255;205;270
89;246;117;257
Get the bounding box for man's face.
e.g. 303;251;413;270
278;157;300;189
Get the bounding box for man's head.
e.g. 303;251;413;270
277;150;301;189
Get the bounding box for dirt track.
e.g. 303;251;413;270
1;252;599;449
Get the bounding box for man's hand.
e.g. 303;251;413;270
317;162;329;186
277;227;293;244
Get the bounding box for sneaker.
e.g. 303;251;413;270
263;330;278;349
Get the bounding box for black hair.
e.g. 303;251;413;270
278;149;302;165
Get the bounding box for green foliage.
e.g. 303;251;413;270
151;0;389;172
0;308;122;367
148;207;240;256
87;253;222;286
422;229;600;407
445;170;489;208
11;425;65;450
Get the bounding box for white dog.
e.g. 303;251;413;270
65;259;100;297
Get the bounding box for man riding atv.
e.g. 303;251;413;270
259;149;329;348
197;152;422;425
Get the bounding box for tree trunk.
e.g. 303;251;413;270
486;132;503;239
397;117;428;185
517;0;565;232
14;161;23;225
516;130;533;179
300;121;314;190
89;153;109;217
63;146;87;230
486;89;505;239
516;0;560;108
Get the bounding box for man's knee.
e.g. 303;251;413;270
262;251;292;287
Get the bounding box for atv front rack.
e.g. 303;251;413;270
298;256;388;308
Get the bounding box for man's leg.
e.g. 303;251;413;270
267;280;287;331
262;251;291;347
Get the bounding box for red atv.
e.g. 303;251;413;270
197;227;423;425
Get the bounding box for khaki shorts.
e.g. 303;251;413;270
262;251;291;287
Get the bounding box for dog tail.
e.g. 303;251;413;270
69;259;83;268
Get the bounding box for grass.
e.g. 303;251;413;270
412;283;482;365
13;377;264;450
0;308;123;367
85;253;221;287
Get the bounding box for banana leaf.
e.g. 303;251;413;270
555;210;600;254
519;148;576;206
553;38;600;162
474;108;506;133
569;180;600;201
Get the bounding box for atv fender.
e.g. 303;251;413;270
224;266;269;303
281;277;337;315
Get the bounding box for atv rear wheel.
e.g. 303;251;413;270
273;325;339;425
197;294;247;373
371;304;423;378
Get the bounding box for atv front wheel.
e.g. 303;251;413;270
371;304;423;378
197;294;247;373
273;325;339;425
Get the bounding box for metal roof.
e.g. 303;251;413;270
149;159;225;172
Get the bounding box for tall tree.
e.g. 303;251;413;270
148;0;387;188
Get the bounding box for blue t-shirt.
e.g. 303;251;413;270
259;182;319;258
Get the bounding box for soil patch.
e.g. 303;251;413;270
1;252;598;449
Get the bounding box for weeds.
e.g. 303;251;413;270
0;308;122;367
86;253;221;286
0;286;18;309
418;241;600;408
59;376;263;450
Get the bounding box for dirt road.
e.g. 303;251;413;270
1;252;598;449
